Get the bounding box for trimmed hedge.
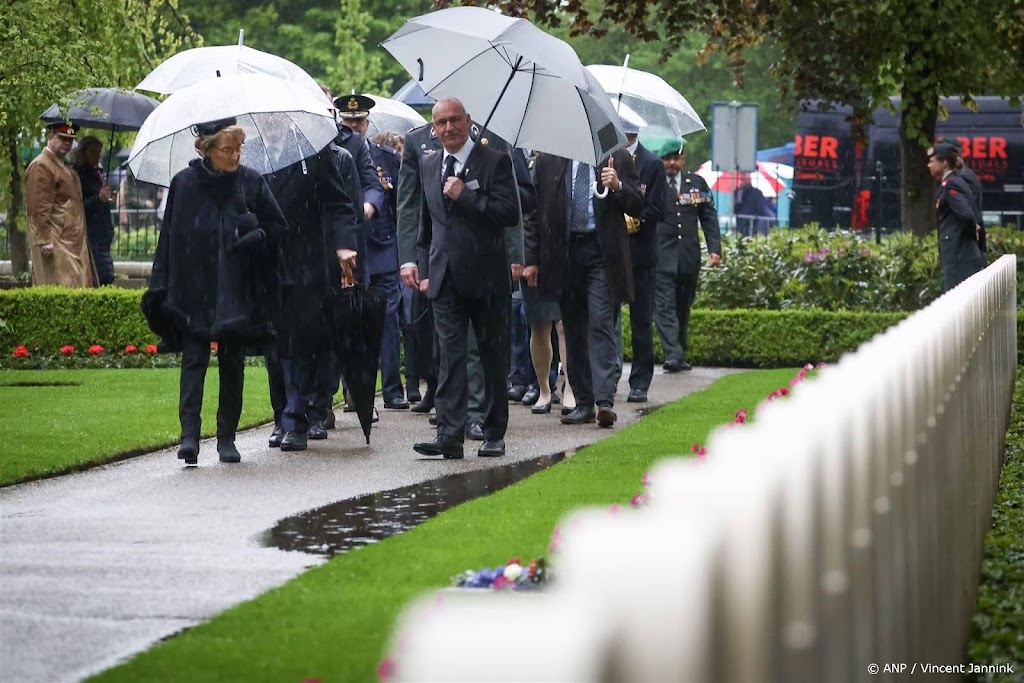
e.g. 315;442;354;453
0;287;156;352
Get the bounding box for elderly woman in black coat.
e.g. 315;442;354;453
145;117;287;466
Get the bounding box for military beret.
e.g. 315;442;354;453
47;122;80;139
927;140;958;159
335;93;376;119
939;137;963;155
657;138;687;158
194;117;238;137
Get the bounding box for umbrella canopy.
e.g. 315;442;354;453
392;79;435;107
39;87;160;132
382;6;626;165
323;281;387;445
364;94;427;136
136;45;324;99
587;64;705;142
695;160;794;198
127;73;339;187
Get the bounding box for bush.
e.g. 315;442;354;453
0;287;154;353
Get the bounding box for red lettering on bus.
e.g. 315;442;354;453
822;136;838;159
989;137;1007;158
972;138;987;157
805;136;819;156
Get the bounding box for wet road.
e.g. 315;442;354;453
0;365;733;682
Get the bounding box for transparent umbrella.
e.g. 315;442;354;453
587;63;705;151
127;73;338;187
136;44;324;99
364;94;427;136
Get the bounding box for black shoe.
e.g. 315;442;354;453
531;401;552;415
663;360;682;373
407;391;422;404
597;405;617;428
280;431;308;451
413;434;464;459
478;439;506;457
384;397;410;409
177;435;199;466
627;388;648;403
560;406;575;416
217;439;241;463
268;425;285;448
410;390;435;413
428;415;438;426
308;422;328;440
507;384;528;402
323;411;337;429
521;387;540;406
465;421;485;441
561;407;596;425
679;361;693;371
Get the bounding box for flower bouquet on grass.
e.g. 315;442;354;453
451;557;549;591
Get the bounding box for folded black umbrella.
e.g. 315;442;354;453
40;87;160;132
323;279;387;444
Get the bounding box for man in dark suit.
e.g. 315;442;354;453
654;140;721;372
338;94;408;410
403;98;519;459
522;147;644;429
615;118;670;403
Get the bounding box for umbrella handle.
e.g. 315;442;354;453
591;181;609;199
341;260;356;288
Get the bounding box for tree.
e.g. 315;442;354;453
0;0;196;277
491;0;1024;236
329;0;389;95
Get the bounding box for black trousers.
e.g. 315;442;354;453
627;265;656;391
654;270;699;364
561;234;619;409
179;334;244;440
432;277;510;441
265;346;287;427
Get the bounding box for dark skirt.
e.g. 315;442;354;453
522;284;561;326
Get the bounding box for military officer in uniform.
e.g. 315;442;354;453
653;139;721;373
338;94;408;410
927;140;986;290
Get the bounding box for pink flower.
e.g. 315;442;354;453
59;345;75;356
630;493;648;508
87;345;104;355
735;409;748;424
608;504;622;517
816;361;827;369
641;471;651;487
145;344;158;354
124;344;138;353
506;556;521;567
779;387;790;396
803;363;814;371
13;345;30;358
377;658;396;682
697;447;708;460
691;443;702;453
492;575;513;590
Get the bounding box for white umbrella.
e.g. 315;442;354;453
136;44;324;99
364;94;427;136
587;64;705;139
127;73;339;187
382;6;626;165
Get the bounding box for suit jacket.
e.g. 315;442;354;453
416;143;519;300
398;122;526;268
366;141;401;276
657;171;721;275
524;149;644;305
628;142;670;270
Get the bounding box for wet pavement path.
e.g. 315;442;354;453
0;365;734;682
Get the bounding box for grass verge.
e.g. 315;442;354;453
88;368;796;683
0;368;274;486
967;366;1024;681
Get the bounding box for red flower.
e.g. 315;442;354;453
641;471;651;487
59;345;75;356
88;345;105;355
630;493;649;508
691;443;702;453
735;409;748;424
13;345;30;358
493;575;513;590
779;387;790;396
377;658;396;682
125;344;138;353
145;344;158;354
506;556;521;566
210;341;219;354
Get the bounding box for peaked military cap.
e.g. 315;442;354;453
335;94;376;119
47;122;80;139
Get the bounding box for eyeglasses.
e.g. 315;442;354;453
432;116;466;129
213;144;245;156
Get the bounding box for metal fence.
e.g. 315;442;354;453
387;255;1018;682
0;208;160;263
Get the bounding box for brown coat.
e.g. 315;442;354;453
524;149;644;305
25;148;96;287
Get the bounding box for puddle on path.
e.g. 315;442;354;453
261;450;577;557
0;381;82;387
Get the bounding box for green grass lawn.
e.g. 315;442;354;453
88;368;797;683
0;368;275;486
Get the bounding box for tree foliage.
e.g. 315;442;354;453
0;0;197;276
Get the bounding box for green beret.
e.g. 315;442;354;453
927;140;958;159
657;138;687;158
